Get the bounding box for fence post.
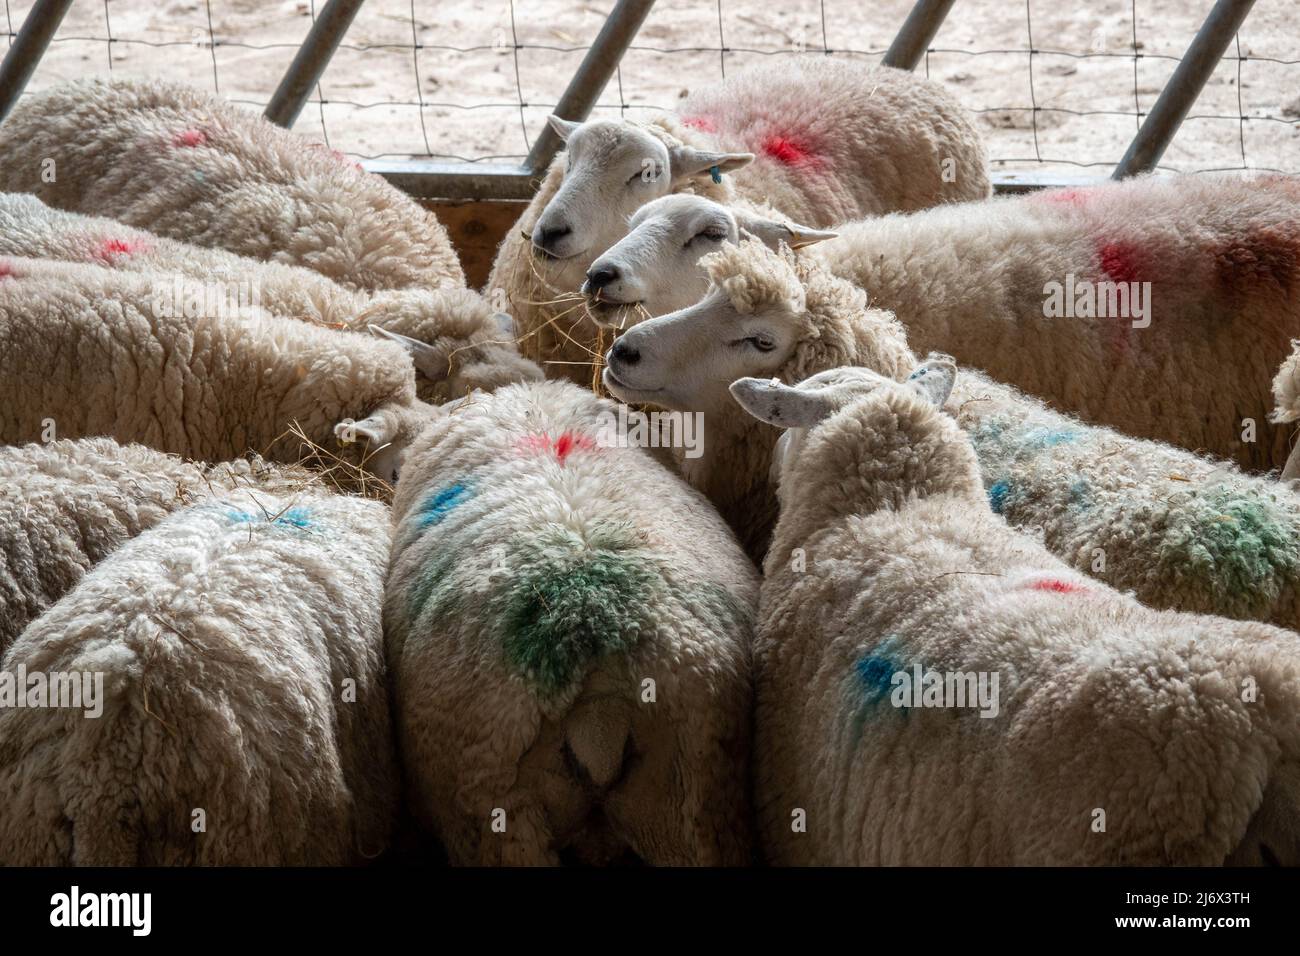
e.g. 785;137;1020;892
0;0;75;123
1112;0;1256;178
883;0;957;71
522;0;657;176
264;0;367;128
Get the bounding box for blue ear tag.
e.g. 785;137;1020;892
709;164;722;184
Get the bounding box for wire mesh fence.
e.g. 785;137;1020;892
3;0;1298;178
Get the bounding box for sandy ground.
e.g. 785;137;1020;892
4;0;1298;178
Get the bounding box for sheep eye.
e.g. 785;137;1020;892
746;335;776;352
685;230;726;249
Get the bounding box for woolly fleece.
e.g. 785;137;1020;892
386;380;758;865
754;373;1300;864
809;172;1300;469
0;78;463;291
0;257;430;466
0;437;319;652
0;489;399;865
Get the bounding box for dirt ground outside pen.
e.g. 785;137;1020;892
4;0;1298;180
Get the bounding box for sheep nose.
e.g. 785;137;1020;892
611;339;640;366
536;224;571;252
585;265;620;291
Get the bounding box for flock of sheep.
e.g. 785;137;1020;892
0;56;1297;866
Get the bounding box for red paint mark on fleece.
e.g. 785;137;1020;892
762;135;820;167
1091;240;1151;357
0;259;14;281
681;116;717;134
95;236;150;262
517;431;596;464
1097;241;1146;285
1025;578;1090;595
171;128;208;148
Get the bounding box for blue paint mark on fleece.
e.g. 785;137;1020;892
415;481;472;529
852;636;909;710
224;506;315;531
854;652;897;705
845;638;909;740
988;480;1011;514
1024;427;1079;450
1068;478;1091;510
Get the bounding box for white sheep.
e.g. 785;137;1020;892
0;256;435;477
585;175;1300;470
729;359;1300;865
602;240;1300;633
0;78;464;292
0;488;399;865
0;437;318;653
489;57;988;383
0;192;542;403
384;380;758;865
0;190;353;325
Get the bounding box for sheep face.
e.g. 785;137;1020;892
601;286;807;414
601;239;823;413
531;116;753;264
729;357;957;502
582;194;836;325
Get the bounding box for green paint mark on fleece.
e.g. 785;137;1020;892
498;523;659;696
406;540;466;623
1164;485;1300;606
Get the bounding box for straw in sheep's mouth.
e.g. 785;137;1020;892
587;293;641;311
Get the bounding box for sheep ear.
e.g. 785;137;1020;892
735;211;837;250
548;115;582;142
668;146;754;181
335;414;394;446
1282;438;1300;482
905;354;957;407
729;377;835;429
368;324;451;381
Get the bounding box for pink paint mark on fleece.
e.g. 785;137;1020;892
95;236;150;262
1024;578;1090;595
1034;187;1091;208
171;128;208;148
310;142;366;172
681;115;717;134
762;135;820;168
516;431;596;464
0;259;15;281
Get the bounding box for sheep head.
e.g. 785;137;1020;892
582;194;836;325
530;116;753;265
601;238;907;416
729;355;973;513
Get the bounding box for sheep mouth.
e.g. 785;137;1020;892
531;241;587;262
583;295;644;332
602;367;662;399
